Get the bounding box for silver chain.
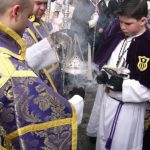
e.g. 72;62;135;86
45;0;51;22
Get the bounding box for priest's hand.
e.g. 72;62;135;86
69;87;85;99
107;75;123;91
96;71;108;84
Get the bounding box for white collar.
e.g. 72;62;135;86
126;29;146;42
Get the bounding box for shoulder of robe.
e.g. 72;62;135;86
0;53;15;88
0;53;37;88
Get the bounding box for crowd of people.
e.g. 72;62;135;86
0;0;150;150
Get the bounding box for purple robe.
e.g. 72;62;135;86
0;23;77;150
24;16;63;95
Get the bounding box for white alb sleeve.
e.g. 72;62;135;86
122;79;150;102
68;95;84;125
25;38;59;71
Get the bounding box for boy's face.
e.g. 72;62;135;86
119;16;147;36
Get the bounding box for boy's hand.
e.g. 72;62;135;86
107;75;123;91
96;71;108;84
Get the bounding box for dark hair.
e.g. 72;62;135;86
117;0;148;20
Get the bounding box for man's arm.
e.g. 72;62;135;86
25;38;59;71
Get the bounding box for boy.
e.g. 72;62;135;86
87;0;150;150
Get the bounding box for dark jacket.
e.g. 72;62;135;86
95;29;150;89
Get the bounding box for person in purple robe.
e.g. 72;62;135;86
23;0;65;95
0;0;85;149
86;0;150;150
